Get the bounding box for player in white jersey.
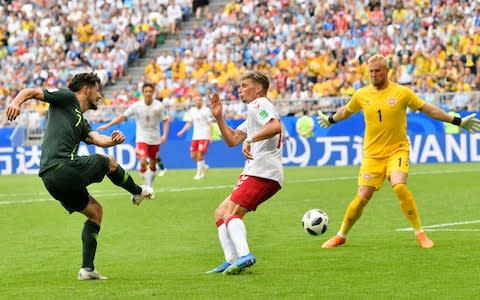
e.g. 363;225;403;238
177;95;213;179
97;83;169;189
207;71;284;275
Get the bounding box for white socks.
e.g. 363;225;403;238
196;160;205;176
143;169;156;187
226;217;250;257
217;222;237;263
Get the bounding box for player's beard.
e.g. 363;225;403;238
372;77;386;89
88;96;99;110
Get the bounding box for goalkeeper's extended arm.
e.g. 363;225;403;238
317;106;353;128
420;103;480;134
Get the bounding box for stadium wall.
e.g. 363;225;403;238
1;114;480;174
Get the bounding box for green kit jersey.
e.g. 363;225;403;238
39;88;92;176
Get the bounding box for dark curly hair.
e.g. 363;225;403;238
68;72;101;92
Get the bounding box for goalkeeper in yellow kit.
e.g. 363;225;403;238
318;54;480;248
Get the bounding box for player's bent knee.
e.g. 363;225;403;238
83;201;103;224
106;155;118;171
92;204;103;223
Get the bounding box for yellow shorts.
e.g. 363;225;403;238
358;151;410;190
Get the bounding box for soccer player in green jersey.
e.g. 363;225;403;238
6;73;153;280
317;54;480;249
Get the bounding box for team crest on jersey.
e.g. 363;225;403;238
388;98;396;106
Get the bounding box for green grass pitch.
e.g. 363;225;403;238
1;163;479;299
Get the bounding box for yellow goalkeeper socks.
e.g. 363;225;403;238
393;183;422;232
339;195;369;236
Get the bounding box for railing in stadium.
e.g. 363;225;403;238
1;91;479;129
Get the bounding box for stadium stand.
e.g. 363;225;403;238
1;0;480;126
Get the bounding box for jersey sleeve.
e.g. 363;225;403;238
81;119;93;141
123;104;135;118
161;108;169;121
236;120;247;133
255;100;278;125
345;92;361;113
406;88;425;111
42;88;77;106
158;101;169;121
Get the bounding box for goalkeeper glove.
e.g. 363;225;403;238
317;111;335;128
460;113;480;134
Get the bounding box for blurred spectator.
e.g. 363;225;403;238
2;0;480;125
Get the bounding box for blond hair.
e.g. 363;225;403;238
367;54;388;67
240;71;270;94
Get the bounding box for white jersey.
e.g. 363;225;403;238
123;100;167;144
237;97;284;186
185;106;212;140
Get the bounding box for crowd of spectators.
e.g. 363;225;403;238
0;0;193;116
1;0;480;124
104;0;479;119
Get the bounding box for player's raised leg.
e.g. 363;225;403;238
105;155;152;205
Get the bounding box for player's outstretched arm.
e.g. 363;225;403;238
317;106;353;128
6;88;44;121
177;121;192;137
97;115;127;132
420;103;480;133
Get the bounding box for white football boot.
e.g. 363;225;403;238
131;185;154;206
77;268;108;280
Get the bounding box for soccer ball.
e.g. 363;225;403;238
302;209;328;235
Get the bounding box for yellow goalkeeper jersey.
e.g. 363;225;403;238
346;81;425;158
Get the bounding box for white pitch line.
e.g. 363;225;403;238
0;186;236;205
396;220;480;231
0;198;55;205
1;167;479;205
420;229;480;232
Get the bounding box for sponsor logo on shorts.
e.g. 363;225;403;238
233;175;249;190
363;173;371;180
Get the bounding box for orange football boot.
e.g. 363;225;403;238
322;235;346;248
416;232;434;248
